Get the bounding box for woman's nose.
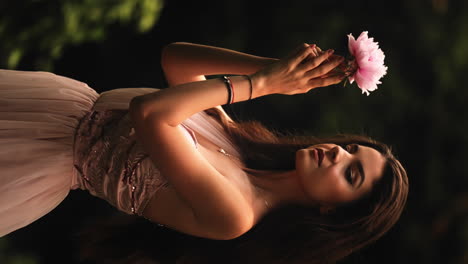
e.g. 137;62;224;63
327;146;345;163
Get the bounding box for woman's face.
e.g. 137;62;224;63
295;143;386;206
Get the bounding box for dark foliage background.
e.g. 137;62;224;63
1;0;467;263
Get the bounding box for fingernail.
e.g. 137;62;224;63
327;49;334;55
310;44;316;49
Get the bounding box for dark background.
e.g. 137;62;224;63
1;0;468;263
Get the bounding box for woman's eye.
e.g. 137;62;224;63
345;167;355;185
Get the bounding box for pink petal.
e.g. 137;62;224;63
348;33;357;56
347;31;387;95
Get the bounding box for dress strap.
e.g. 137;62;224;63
181;111;241;159
180;123;199;149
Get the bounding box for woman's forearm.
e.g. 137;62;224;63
133;75;265;126
161;42;278;86
132;42;274;126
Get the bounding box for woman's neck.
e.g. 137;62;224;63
247;169;310;210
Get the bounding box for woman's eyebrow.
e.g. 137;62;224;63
356;162;365;188
354;145;365;188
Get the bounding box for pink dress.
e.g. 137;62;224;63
0;69;241;237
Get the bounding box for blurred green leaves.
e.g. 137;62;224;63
0;238;38;264
0;0;164;70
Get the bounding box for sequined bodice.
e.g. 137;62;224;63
72;109;168;215
71;105;237;217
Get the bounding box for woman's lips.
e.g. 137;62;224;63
317;149;324;166
312;149;324;167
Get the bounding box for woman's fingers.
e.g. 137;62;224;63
302;45;321;64
297;48;334;73
305;55;345;79
307;73;346;89
272;43;347;95
310;44;319;57
289;43;315;68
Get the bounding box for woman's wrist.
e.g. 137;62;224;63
222;75;258;103
248;73;268;99
262;57;280;66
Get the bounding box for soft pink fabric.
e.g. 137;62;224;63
0;70;236;237
0;70;99;237
347;31;388;95
72;92;200;217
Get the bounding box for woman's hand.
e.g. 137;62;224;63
250;43;345;97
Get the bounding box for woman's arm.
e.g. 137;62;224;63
129;44;344;239
161;42;278;86
161;42;278;122
129;77;256;239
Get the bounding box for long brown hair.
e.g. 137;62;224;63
79;107;409;264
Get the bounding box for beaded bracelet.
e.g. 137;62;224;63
222;76;234;104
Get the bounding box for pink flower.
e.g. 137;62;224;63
347;31;388;96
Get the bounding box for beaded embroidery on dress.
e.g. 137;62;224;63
1;69;238;237
72;108;202;216
72;110;168;216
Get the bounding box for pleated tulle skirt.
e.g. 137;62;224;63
0;69;100;237
0;69;162;237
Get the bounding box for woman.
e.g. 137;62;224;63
0;42;408;263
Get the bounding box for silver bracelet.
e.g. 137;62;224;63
222;76;233;104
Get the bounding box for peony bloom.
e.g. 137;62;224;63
346;31;388;96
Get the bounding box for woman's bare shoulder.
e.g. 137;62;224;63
143;184;255;240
